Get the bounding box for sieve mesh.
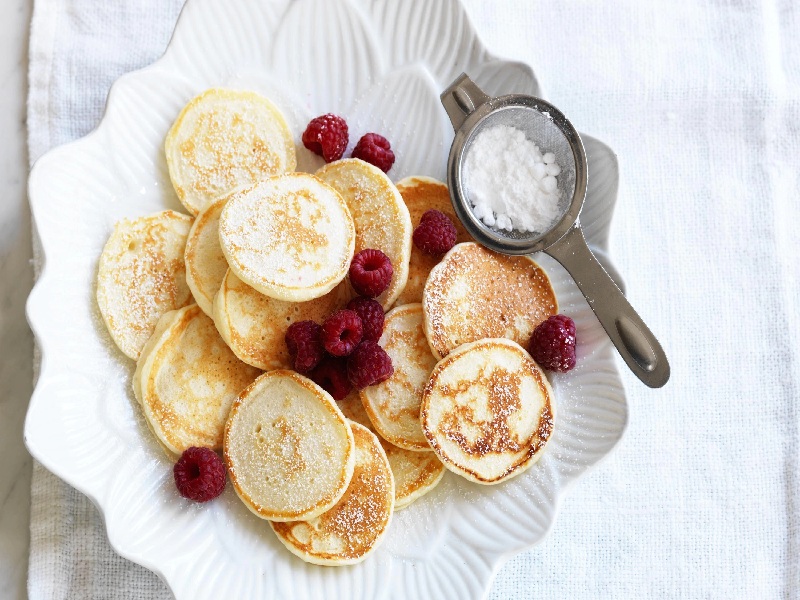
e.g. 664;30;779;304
459;105;577;244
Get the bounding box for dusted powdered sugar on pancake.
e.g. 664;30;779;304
422;242;557;360
224;371;355;522
133;305;261;454
165;88;296;216
316;159;412;309
421;338;554;485
184;195;230;317
97;210;193;360
213;269;348;371
271;422;394;565
219;173;355;302
338;391;445;510
394;177;471;306
361;303;437;451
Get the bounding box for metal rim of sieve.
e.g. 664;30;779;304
446;93;588;256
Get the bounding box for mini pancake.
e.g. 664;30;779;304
184;195;230;317
224;370;355;522
339;391;445;510
218;173;355;302
361;303;436;451
133;304;261;454
165;88;296;215
386;444;446;510
97;210;193;360
422;242;558;360
212;269;348;371
420;338;554;485
271;422;394;565
316;159;412;309
132;308;189;458
394;176;471;306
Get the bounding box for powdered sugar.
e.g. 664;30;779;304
464;124;562;233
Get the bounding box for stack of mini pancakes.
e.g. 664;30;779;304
96;88;559;565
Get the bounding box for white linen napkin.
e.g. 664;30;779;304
28;0;800;598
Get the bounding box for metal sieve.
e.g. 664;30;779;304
441;74;669;388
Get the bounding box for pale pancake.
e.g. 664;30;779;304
213;269;348;370
422;242;558;360
394;177;471;306
132;308;183;408
97;210;193;360
132;308;189;458
420;338;554;485
316;159;412;308
224;370;355;522
339;391;444;510
361;304;436;451
133;304;261;454
184;195;229;316
165;88;296;216
219;173;355;302
271;422;393;565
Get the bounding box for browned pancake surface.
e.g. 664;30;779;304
395;177;471;306
420;339;554;484
422;242;557;359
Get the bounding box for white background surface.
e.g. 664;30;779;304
2;0;800;598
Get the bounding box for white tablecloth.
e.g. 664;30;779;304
27;0;800;598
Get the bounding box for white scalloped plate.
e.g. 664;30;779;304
25;1;627;598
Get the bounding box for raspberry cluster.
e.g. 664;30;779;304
302;115;395;172
284;249;395;398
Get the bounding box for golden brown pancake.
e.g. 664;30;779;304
315;159;412;309
133;304;261;454
394;176;471;306
420;338;554;485
96;210;194;360
212;269;348;370
360;303;436;451
271;422;394;565
422;242;557;359
165;88;296;216
184;195;230;317
338;391;445;510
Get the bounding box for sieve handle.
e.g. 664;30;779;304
544;224;670;388
441;73;491;131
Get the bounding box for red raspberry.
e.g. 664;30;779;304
528;314;577;372
285;320;324;373
321;309;363;356
309;356;352;400
347;340;394;390
173;447;226;503
413;210;458;255
346;297;385;343
349;248;393;298
302;114;349;162
351;133;395;172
